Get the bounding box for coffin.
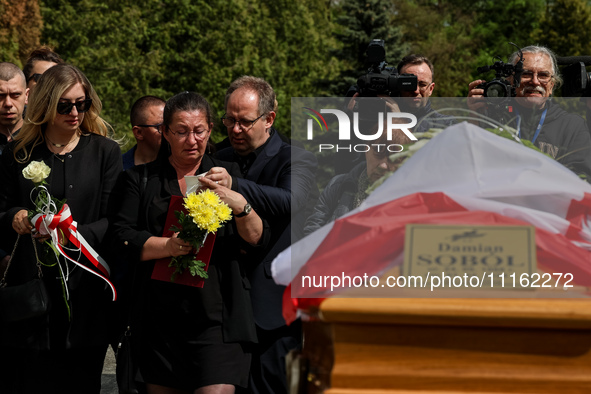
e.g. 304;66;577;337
300;298;591;393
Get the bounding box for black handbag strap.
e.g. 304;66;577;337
0;234;43;288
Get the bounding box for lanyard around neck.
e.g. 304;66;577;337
516;107;547;145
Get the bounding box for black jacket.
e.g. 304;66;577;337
108;154;264;343
410;100;456;133
304;162;366;236
0;134;122;350
216;131;318;330
514;101;591;180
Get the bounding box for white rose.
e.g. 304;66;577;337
22;161;51;184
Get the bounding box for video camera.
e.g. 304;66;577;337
347;39;417;97
558;57;591;97
476;43;524;103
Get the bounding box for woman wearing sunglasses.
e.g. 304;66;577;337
0;63;122;393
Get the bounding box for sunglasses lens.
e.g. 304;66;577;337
77;99;92;113
56;102;73;115
28;73;42;83
56;99;92;115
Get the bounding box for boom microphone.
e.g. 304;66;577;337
557;56;591;66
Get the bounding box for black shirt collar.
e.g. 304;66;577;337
234;128;274;176
0;128;21;154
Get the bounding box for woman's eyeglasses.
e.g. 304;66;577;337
56;98;93;115
169;128;209;140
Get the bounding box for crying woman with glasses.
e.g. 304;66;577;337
109;91;268;394
0;63;122;393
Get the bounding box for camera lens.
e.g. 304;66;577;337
485;81;508;98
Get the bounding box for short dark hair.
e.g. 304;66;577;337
159;91;215;158
23;46;64;83
225;76;276;116
130;95;165;126
0;62;26;85
163;91;213;128
397;54;434;81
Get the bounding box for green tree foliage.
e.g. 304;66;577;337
150;0;338;140
329;0;408;96
393;0;477;96
5;0;589;153
0;0;42;66
534;0;591;57
392;0;545;96
41;0;171;149
40;0;338;149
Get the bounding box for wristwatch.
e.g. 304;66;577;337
236;203;252;218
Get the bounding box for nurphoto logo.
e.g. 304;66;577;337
303;107;418;153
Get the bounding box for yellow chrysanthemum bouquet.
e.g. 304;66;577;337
169;189;232;281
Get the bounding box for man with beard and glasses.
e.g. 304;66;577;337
468;45;591;181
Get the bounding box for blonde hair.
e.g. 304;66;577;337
14;63;113;163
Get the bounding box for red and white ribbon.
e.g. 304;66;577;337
33;204;117;301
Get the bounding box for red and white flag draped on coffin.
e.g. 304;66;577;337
272;122;591;324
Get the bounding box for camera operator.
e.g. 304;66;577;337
396;54;455;132
468;45;591;181
348;52;454;132
310;53;457;234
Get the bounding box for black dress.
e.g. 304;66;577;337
109;154;263;390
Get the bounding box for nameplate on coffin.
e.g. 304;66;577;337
403;224;537;289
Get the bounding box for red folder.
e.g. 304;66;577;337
151;195;216;288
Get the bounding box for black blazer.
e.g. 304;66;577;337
108;154;264;343
0;134;122;349
217;130;318;330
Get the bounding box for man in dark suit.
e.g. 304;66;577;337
214;76;317;393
